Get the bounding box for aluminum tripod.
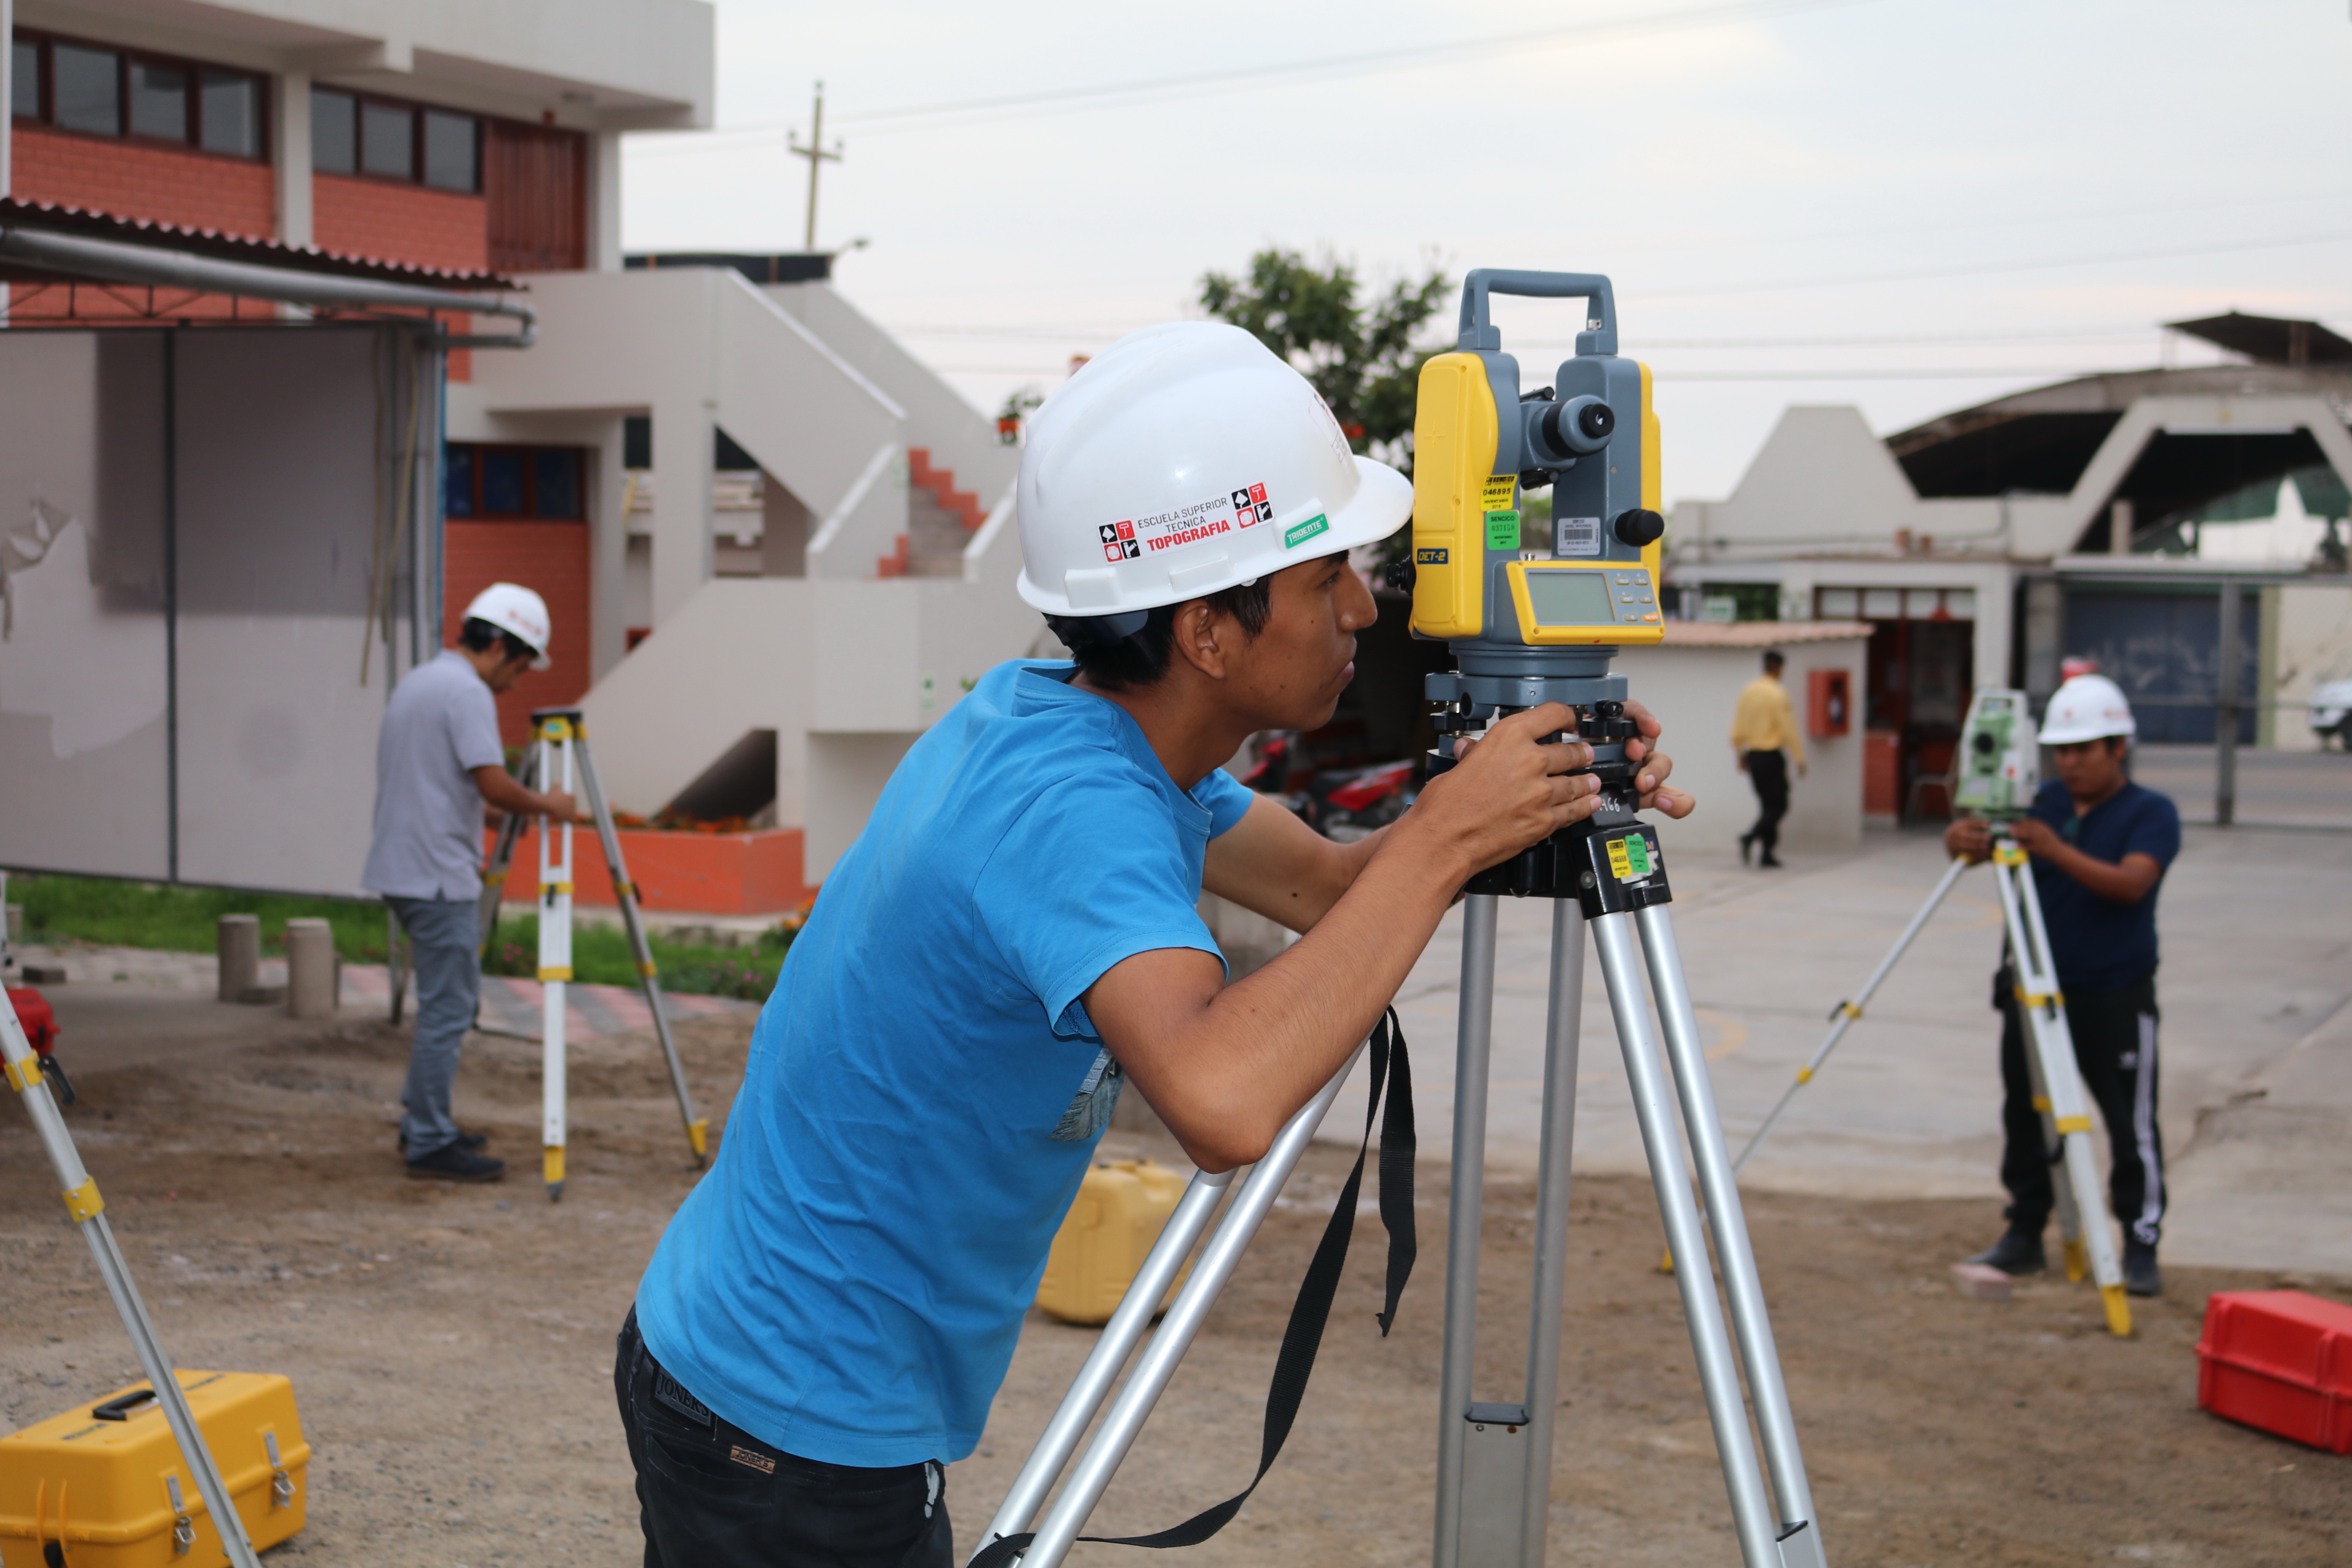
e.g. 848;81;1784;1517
478;707;709;1199
1434;852;1825;1566
1727;844;2132;1338
3;987;267;1568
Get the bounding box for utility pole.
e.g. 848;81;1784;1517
787;80;843;253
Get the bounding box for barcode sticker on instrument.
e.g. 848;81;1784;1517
1556;517;1602;556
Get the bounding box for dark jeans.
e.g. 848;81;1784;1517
615;1310;952;1568
1998;970;2165;1248
1744;749;1789;854
384;894;481;1159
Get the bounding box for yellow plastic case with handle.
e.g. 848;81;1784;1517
0;1370;307;1568
1034;1160;1193;1326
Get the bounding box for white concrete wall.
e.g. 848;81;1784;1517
764;283;1017;508
2265;583;2352;751
1615;634;1867;858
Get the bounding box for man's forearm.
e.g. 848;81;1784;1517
1127;824;1463;1169
2047;843;2157;903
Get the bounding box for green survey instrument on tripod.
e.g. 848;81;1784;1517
1731;687;2134;1338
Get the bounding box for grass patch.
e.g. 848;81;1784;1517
9;873;795;1001
481;913;789;1002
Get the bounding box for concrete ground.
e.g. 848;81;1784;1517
1332;822;2352;1274
2133;742;2352;828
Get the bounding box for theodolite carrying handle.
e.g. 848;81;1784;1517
1457;268;1619;357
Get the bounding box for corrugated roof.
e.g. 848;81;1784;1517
0;198;518;290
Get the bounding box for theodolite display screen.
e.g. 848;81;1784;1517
1522;570;1615;626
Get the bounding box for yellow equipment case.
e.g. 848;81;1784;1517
1035;1160;1191;1325
0;1371;307;1567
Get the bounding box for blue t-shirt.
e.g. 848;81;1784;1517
2025;779;2180;993
633;660;1254;1466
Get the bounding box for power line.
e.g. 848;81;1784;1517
622;0;1896;154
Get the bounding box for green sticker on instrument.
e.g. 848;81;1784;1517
1484;509;1521;550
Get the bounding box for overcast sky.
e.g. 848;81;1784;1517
621;0;2352;507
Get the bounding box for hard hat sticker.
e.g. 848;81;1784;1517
1606;834;1653;881
1283;514;1330;550
1098;521;1142;561
1125;492;1244;557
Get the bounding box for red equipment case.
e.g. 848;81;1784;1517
2195;1289;2352;1454
5;987;56;1054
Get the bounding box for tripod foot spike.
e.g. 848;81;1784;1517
2100;1285;2133;1338
688;1118;709;1163
2063;1238;2089;1283
1658;1245;1675;1275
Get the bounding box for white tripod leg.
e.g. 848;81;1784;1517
1734;855;1970;1175
1991;846;2131;1337
4;991;266;1568
537;721;576;1201
1590;914;1788;1568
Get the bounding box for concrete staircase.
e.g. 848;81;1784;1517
881;446;993;579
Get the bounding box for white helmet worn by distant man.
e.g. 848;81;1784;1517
461;582;552;670
2039;673;2135;745
1014;321;1413;632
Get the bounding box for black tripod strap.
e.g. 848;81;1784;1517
972;1009;1415;1567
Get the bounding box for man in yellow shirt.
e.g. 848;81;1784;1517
1731;650;1806;867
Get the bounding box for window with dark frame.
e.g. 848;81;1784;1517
311;86;479;194
9;31;265;160
444;444;586;522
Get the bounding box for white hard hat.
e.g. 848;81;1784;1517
460;582;552;670
1014;321;1412;621
2040;673;2134;745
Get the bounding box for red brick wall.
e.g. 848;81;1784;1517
10;123;274;237
442;521;592;750
314;173;488;274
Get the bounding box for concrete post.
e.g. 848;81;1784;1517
285;918;338;1019
2216;581;2240;828
2109;499;2133;555
218;915;260;1002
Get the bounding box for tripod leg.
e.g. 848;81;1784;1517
1510;902;1586;1566
1734;855;1970;1175
573;739;708;1165
539;735;575;1201
1590;914;1783;1568
1008;1051;1362;1568
1993;854;2131;1336
978;1167;1238;1549
1433;894;1500;1568
1636;906;1825;1566
4;993;266;1568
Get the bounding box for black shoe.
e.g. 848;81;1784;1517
397;1129;488;1154
2123;1241;2163;1297
1758;852;1784;868
405;1144;506;1182
1739;832;1754;867
1968;1226;2047;1275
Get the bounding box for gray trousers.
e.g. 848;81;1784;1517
386;895;480;1159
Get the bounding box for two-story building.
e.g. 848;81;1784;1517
2;1;1033;908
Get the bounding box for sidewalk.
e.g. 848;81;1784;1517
1340;822;2352;1273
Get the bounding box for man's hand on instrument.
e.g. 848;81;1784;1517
1944;816;1993;864
1620;699;1693;818
1418;702;1598;875
2006;817;2062;859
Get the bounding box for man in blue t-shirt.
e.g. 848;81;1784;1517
612;323;1694;1566
1945;674;2180;1298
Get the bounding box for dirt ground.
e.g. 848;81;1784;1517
4;1011;2347;1567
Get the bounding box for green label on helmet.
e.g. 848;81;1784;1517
1283;514;1330;550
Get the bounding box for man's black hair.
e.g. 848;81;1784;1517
1046;579;1273;691
1762;649;1785;671
459;616;537;664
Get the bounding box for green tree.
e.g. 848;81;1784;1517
1197;248;1449;483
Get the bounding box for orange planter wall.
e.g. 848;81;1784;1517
490;826;813;916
